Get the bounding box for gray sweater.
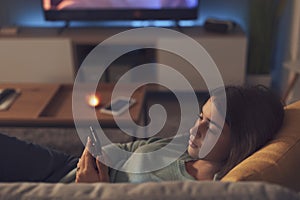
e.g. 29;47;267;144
60;135;196;183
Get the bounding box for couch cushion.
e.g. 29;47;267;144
221;100;300;192
0;181;298;200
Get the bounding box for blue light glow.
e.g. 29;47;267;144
15;11;64;27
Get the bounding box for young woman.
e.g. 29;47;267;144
0;85;284;183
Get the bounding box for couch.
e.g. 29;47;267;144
0;100;300;200
0;181;299;200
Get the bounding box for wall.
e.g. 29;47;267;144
281;0;300;103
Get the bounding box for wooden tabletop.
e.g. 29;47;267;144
0;83;146;128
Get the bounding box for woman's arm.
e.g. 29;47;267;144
75;137;172;183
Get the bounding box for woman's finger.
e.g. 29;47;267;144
79;137;92;169
96;156;109;182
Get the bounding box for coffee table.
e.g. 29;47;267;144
0;83;146;128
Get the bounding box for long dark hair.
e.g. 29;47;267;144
211;85;285;179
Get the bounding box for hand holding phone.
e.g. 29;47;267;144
89;126;102;156
76;126;109;183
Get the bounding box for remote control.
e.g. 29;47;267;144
0;88;17;105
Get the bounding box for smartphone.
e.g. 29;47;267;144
100;96;136;116
0;88;21;111
89;126;102;156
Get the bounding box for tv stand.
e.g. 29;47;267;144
57;21;70;35
174;20;183;32
0;26;247;90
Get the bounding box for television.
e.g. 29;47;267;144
42;0;199;21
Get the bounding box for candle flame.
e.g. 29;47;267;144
88;94;100;107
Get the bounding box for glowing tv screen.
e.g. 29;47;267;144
42;0;199;21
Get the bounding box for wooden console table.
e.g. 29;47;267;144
0;83;146;128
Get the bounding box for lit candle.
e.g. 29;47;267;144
87;94;101;107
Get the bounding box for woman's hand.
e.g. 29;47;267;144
75;137;109;183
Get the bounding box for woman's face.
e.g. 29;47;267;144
188;98;231;162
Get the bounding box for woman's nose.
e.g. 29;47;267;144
190;125;199;137
190;121;206;137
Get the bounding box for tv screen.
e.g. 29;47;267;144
43;0;199;21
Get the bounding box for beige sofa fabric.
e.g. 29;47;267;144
0;181;299;200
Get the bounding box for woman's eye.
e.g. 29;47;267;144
198;113;203;120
